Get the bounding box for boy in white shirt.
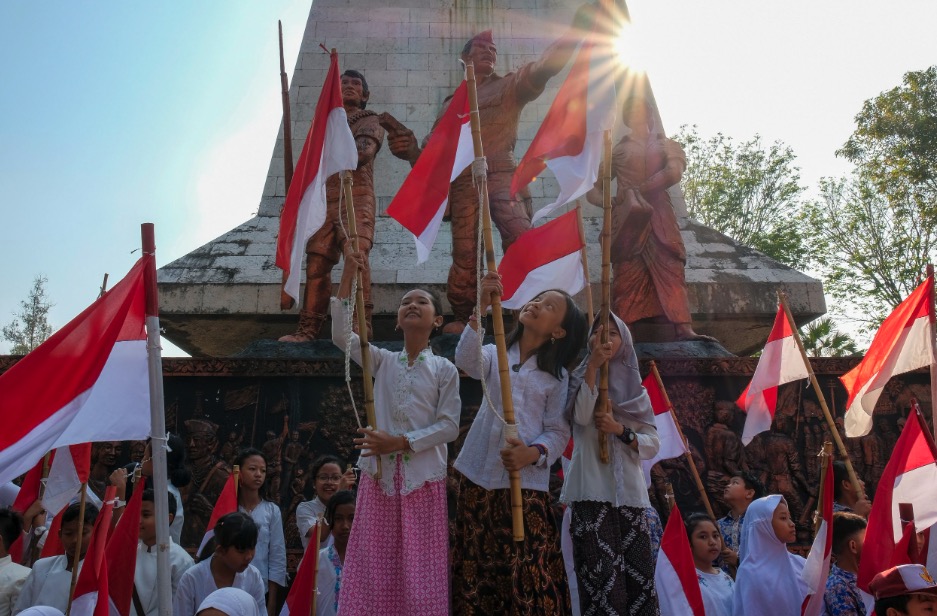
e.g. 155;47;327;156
133;490;194;615
0;508;30;616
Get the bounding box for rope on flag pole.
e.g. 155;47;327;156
777;291;865;502
342;170;381;481
812;441;834;539
466;60;524;542
649;361;715;520
594;131;613;465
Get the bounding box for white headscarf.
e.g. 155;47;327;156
17;608;66;616
196;587;261;616
732;495;808;616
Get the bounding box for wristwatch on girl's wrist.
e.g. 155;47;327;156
617;427;636;444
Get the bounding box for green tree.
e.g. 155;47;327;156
799;317;860;357
675;126;807;268
2;275;54;354
802;66;937;328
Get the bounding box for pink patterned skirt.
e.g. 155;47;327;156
338;456;449;616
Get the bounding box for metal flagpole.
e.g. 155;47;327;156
141;223;173;616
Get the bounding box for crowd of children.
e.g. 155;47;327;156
1;265;932;616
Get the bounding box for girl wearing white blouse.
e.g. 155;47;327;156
331;253;461;616
234;449;286;616
452;273;587;616
561;313;660;615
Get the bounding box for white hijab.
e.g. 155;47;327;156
732;495;808;616
17;609;66;616
196;587;261;616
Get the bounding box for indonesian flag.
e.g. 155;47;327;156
499;209;586;309
43;443;95;516
70;485;117;616
512;28;616;223
801;454;834;616
386;81;473;263
40;508;65;558
0;257;151;488
105;476;145;616
738;304;810;445
858;410;937;591
276;50;357;302
841;276;935;437
279;521;319;616
654;503;706;616
8;456;48;562
641;372;686;487
197;473;239;556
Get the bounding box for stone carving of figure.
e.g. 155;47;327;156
861;417;889;497
129;440;147;465
220;429;243;468
281;428;304;503
704;401;745;515
261;415;290;504
181;419;231;549
760;414;808;527
279;70;385;342
387;5;598;333
89;441;121;501
585;94;708;341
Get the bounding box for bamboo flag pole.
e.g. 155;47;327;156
649;361;715;519
575;203;594;324
309;517;323;616
927;264;937;440
141;224;173;616
24;452;52;566
777;291;866;501
813;441;834;538
279;20;294;192
343;171;381;481
465;61;524;542
594;131;613;465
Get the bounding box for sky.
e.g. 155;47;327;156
1;1;935;355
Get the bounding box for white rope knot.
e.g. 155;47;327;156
503;423;519;442
471;157;488;185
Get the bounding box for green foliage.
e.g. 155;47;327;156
799;317;860;358
802;66;937;329
2;275;54;355
675;126;807;268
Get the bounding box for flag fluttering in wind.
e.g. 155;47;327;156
654;503;706;616
498;209;586;309
276;50;358;303
8;456;48;562
43;444;95;516
386;81;473;263
511;29;616;223
279;521;320;616
841;276;935;437
106;476;145;616
0;258;151;488
858;410;937;592
801;453;834;616
70;486;117;616
197;473;239;557
640;372;686;486
737;304;810;445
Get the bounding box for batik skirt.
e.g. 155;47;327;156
451;474;571;616
569;500;660;616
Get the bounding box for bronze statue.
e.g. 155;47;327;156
280;70;385;342
181;418;231;548
387;6;597;333
586;94;708;341
220;428;243;467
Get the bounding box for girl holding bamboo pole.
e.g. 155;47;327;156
332;253;461;616
561;312;660;615
452;273;586;615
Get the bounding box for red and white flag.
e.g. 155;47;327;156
70;486;117;616
801;454;834;616
654;504;706;616
276;50;358;302
43;443;98;516
858;410;937;591
0;258;151;488
499;209;586;309
737;304;810;445
279;521;319;616
641;372;686;486
40;509;65;558
197;473;239;556
841;276;935;437
105;476;145;616
8;456;48;562
386;81;473;263
512;31;616;223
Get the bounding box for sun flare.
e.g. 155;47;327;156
615;22;652;74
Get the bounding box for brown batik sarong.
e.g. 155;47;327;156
569;501;660;616
451;475;570;616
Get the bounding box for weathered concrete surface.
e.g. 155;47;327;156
157;0;825;357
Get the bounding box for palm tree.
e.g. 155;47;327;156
800;317;860;358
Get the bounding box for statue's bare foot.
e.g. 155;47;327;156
674;323;718;343
442;320;467;335
278;332;315;343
